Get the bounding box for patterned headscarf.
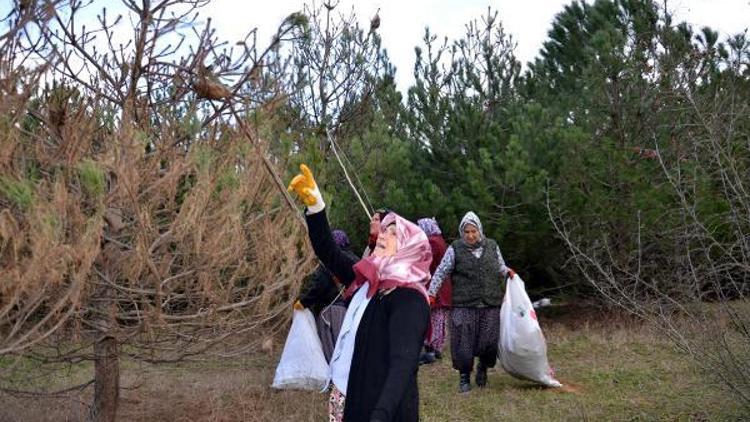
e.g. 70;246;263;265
417;217;442;236
459;211;485;249
347;213;432;302
332;229;350;249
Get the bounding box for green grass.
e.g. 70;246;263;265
419;321;743;421
0;312;745;421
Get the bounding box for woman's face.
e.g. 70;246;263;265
373;223;398;257
462;223;481;245
369;213;382;238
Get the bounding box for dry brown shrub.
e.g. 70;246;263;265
1;86;315;354
0;0;314;394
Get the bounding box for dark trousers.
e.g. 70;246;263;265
450;307;500;374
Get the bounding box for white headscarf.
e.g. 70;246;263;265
459;211;485;249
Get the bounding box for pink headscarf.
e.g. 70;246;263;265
345;213;432;303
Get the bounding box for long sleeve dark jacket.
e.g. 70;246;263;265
306;210;429;422
298;254;355;315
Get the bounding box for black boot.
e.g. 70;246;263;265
419;346;436;365
459;373;472;393
419;351;436;365
475;363;488;387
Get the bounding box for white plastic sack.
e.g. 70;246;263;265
498;274;562;388
271;309;329;391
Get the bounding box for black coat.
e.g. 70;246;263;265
306;210;429;422
299;257;353;315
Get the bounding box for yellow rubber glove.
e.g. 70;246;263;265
287;164;325;213
293;300;304;311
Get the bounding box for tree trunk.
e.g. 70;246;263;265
92;335;119;422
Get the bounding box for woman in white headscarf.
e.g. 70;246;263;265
427;211;515;393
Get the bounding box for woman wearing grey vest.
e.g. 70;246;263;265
427;211;515;393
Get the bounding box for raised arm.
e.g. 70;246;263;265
288;164;358;285
428;246;455;297
305;210;357;285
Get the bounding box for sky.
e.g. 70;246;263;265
2;0;748;92
202;0;750;92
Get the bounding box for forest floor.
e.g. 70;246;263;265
0;304;745;421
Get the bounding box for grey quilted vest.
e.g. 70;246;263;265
450;239;503;307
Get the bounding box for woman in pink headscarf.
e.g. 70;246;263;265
288;165;431;422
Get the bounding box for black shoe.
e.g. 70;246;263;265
434;350;442;360
459;373;472;393
419;352;436;365
476;363;488;387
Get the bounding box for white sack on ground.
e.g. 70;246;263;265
498;274;562;388
272;309;329;391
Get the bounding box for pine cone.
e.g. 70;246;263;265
370;12;380;32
